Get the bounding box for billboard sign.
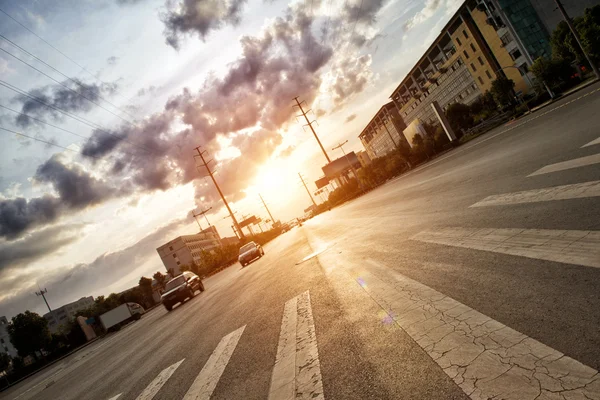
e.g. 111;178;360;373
402;119;427;148
239;215;258;228
321;152;361;179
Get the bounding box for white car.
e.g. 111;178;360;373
238;242;264;266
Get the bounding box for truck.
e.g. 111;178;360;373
99;302;145;332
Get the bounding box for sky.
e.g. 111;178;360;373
0;0;463;319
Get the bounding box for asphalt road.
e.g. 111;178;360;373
2;83;600;400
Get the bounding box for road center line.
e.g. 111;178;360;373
583;136;600;147
358;259;600;400
183;325;246;400
469;180;600;207
528;153;600;176
411;228;600;268
269;291;324;400
135;359;184;400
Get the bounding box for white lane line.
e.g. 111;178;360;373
583;137;600;147
269;291;324;400
135;359;184;400
528;153;600;176
411;228;600;268
183;325;246;400
359;259;600;400
107;394;122;400
470;180;600;207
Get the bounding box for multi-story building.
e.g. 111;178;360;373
0;316;18;358
43;296;95;333
358;102;408;160
156;225;223;276
390;3;528;129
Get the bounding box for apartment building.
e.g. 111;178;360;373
43;296;95;334
156;225;223;276
358;102;408;160
0;316;18;358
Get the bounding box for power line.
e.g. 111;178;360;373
0;6;130;103
0;33;138;121
0;45;135;125
0;126;100;160
0;80;153;154
298;172;317;207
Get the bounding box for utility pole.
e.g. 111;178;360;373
259;194;275;225
194;146;246;239
554;0;600;79
332;140;364;191
35;286;52;314
192;207;212;231
298;172;317;207
293;97;331;163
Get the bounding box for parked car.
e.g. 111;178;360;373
161;271;205;311
238;241;264;266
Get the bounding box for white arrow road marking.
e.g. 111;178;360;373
107;395;122;400
411;228;600;268
358;259;600;400
583;137;600;147
269;291;324;400
135;359;184;400
469;180;600;207
183;325;246;400
528;153;600;176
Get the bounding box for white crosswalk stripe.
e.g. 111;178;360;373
583;137;600;147
411;228;600;268
183;325;246;400
106;395;122;400
528;153;600;176
269;291;325;400
469;180;600;207
356;259;600;400
135;359;184;400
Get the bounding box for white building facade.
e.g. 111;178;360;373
43;296;95;334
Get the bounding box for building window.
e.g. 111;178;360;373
509;49;522;60
478;56;484;66
456;37;462;46
470;43;476;52
169;246;173;251
463;50;469;59
500;33;512;46
176;261;180;265
471;63;477;72
463;30;469;39
478;76;484;84
0;338;4;343
485;70;492;79
172;254;177;258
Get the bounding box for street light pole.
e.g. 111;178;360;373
554;0;600;80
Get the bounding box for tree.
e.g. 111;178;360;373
530;57;573;90
8;311;51;360
490;75;516;108
551;7;600;67
153;271;167;293
0;352;10;374
445;102;473;134
138;277;155;307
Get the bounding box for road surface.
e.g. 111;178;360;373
2;83;600;400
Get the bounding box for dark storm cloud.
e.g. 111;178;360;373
13;80;118;127
161;0;248;49
0;196;60;240
0;224;82;271
344;0;386;25
345;114;357;123
34;155;120;208
0;155;129;240
81;130;126;158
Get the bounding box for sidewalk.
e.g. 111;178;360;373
529;77;599;113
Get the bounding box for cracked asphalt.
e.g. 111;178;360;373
2;84;600;400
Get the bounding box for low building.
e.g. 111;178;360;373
156;226;223;276
359;102;408;160
43;296;95;334
0;316;18;358
356;150;372;168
